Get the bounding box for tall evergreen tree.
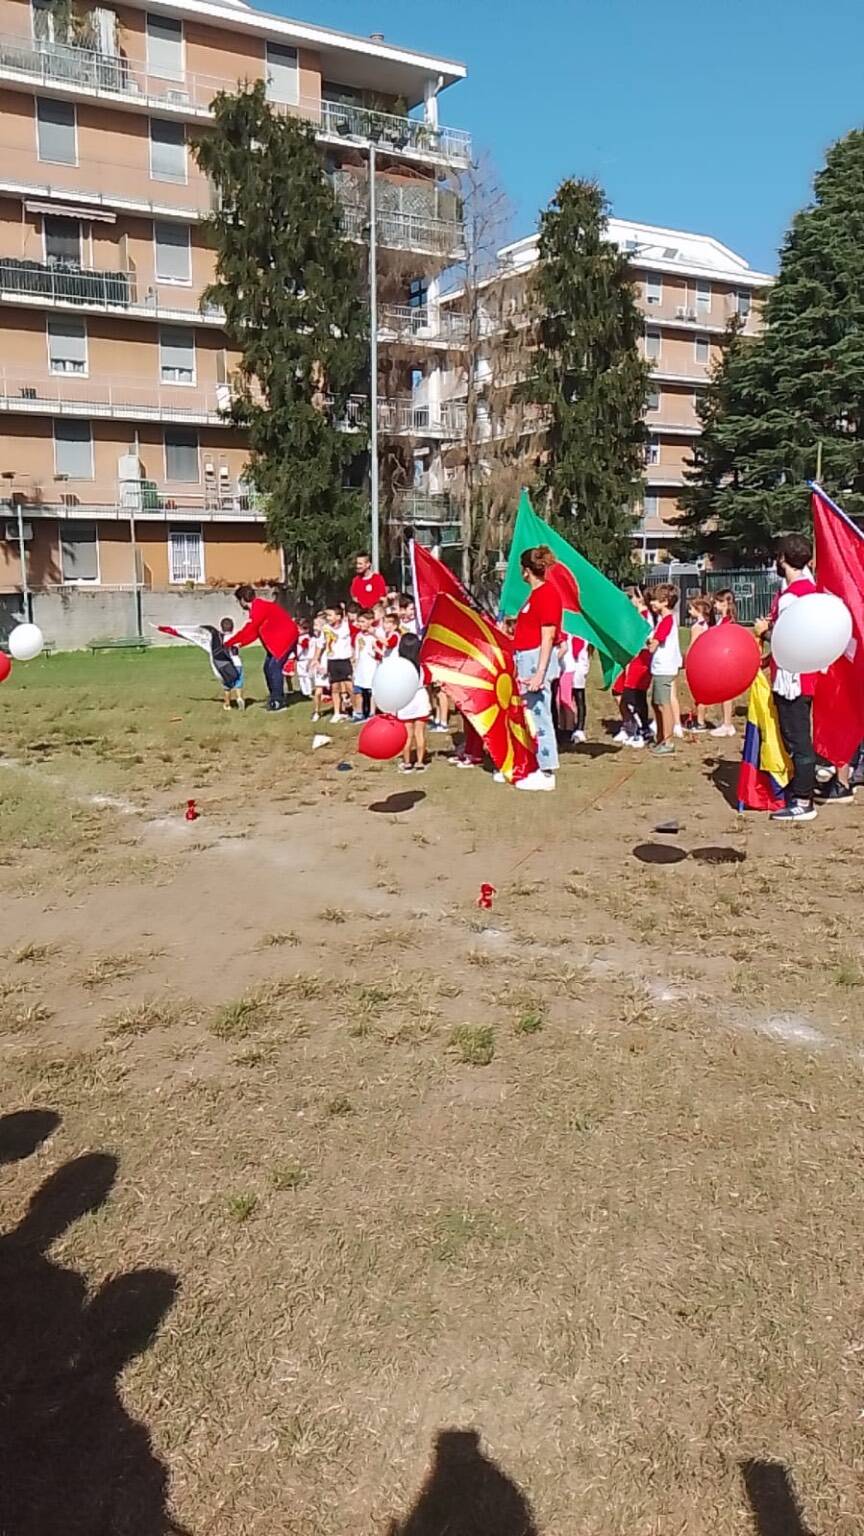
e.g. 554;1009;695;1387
683;129;864;557
195;83;368;596
527;179;650;578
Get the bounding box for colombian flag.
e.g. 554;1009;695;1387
736;669;791;812
421;592;538;783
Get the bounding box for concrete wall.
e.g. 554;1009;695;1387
13;584;278;649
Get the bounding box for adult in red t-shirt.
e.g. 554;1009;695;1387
230;585;299;711
350;554;387;610
512;546;564;789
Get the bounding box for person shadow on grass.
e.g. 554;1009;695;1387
0;1140;186;1535
386;1428;539;1536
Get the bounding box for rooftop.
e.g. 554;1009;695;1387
498;217;774;288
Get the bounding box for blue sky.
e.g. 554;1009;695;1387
289;0;864;274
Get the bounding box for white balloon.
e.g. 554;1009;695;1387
771;592;852;674
372;655;419;713
8;622;44;662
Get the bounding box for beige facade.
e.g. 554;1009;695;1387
439;218;773;560
0;0;469;601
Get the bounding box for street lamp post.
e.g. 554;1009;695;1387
368;140;380;571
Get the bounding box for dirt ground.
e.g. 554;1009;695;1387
1;648;862;1535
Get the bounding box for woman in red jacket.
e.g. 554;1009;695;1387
230;586;299;711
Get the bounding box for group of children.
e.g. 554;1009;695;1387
612;584;740;754
289;593;444;771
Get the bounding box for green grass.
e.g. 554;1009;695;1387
449;1023;495;1066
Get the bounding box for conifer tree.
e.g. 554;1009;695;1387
195;83;368;595
683;130;864;556
528;179;650;577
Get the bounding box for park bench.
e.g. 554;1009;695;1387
88;636;152;655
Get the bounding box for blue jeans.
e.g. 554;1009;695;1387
515;647;559;772
263;648;293;706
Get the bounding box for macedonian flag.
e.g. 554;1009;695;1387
421;592;538;783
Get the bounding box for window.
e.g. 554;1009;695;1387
169;524;204;582
32;0;60;43
265;42;299;105
47;317;87;374
164;427;199;481
154;221;191;282
643;494;659;523
44;215;81;265
150;118;186;183
36;98;77;165
61;520;98;582
645;275;662;305
644;327;661;362
694;336;710;365
54;419;93;478
147;13;183;80
409;277;428;309
646;436;660;466
160;326;195;384
736;289;752;319
646;387;660;411
695;280;711;312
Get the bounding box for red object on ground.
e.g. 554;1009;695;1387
358;715;408;760
476;882;496;910
685;623;760;706
185;799;199;822
0;653;11;682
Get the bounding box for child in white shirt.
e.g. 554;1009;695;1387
352;612;378;720
323;605;353;722
646;584;682;755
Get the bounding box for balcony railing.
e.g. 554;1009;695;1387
392;490;459;524
0;481;266;520
378;398;466;438
378;304;469;346
318;99;470;167
338;202;464;260
0;370;231;422
0;32;471;167
0;257;222;321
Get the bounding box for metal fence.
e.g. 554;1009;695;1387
642;565;780;625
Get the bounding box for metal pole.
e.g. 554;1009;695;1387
16;501;30;622
816;439;823;483
130;428;142;635
369;140;380;571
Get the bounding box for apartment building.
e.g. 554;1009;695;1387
435;217;773;560
0;0;469;599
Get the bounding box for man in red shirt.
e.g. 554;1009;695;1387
350;554;387;610
230;586;299;711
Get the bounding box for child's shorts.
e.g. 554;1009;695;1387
651;675;674;707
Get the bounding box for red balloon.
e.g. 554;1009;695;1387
685;623;761;706
358;715;408;760
0;652;11;683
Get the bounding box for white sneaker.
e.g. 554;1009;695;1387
331;713;343;723
493;771;506;783
710;723;732;737
571;730;586;744
613;729;629;744
625;735;646;749
311;712;320;722
673;723;684;739
516;770;556;792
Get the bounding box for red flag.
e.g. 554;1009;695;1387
421;592;538;783
409;540;471;631
812;487;864;765
546;561;580;619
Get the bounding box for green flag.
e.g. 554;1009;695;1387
500;491;650;688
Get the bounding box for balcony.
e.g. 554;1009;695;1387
378;304;469;347
0;32;471;168
1;479;265;522
0;370;231;424
0;258;224;324
378;398;466;439
318;99;470;168
334;172;465;260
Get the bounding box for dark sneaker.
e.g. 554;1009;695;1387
815;779;856;804
770;802;818;823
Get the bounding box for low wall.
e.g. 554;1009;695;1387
1;588;268;651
